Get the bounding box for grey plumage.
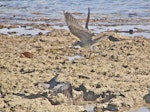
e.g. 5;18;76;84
64;9;122;47
52;82;73;98
64;8;96;47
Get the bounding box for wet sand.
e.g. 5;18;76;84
0;27;150;112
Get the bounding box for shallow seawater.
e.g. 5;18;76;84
0;0;150;37
0;26;49;36
0;0;150;21
53;25;150;38
92;25;150;38
83;105;95;112
132;107;150;112
83;106;150;112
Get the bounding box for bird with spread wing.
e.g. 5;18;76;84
64;8;129;47
64;8;103;47
64;9;94;47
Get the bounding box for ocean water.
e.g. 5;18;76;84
0;0;150;23
0;0;150;37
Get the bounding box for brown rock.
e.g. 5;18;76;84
20;51;33;58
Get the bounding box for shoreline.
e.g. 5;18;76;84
0;17;150;39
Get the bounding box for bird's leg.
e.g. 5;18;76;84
87;45;97;59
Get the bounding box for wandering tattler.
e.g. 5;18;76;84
64;8;128;47
64;8;104;47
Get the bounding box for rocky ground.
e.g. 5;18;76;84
0;29;150;112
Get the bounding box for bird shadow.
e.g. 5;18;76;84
13;92;60;105
13;92;47;99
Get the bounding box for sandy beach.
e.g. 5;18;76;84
0;0;150;111
0;27;150;112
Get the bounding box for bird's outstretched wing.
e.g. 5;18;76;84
64;12;94;43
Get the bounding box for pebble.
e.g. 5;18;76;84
20;51;33;58
20;68;35;74
143;93;150;103
103;104;118;111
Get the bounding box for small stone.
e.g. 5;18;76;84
96;84;101;88
103;104;118;111
38;32;43;35
129;29;134;34
143;93;150;103
101;91;116;103
90;69;95;72
101;53;107;57
8;31;17;35
20;68;35;74
110;54;119;61
122;64;128;68
93;106;102;112
102;71;107;76
78;75;90;79
108;36;120;41
81;110;87;112
20;51;33;58
48;98;61;105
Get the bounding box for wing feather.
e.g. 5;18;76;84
64;12;94;42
